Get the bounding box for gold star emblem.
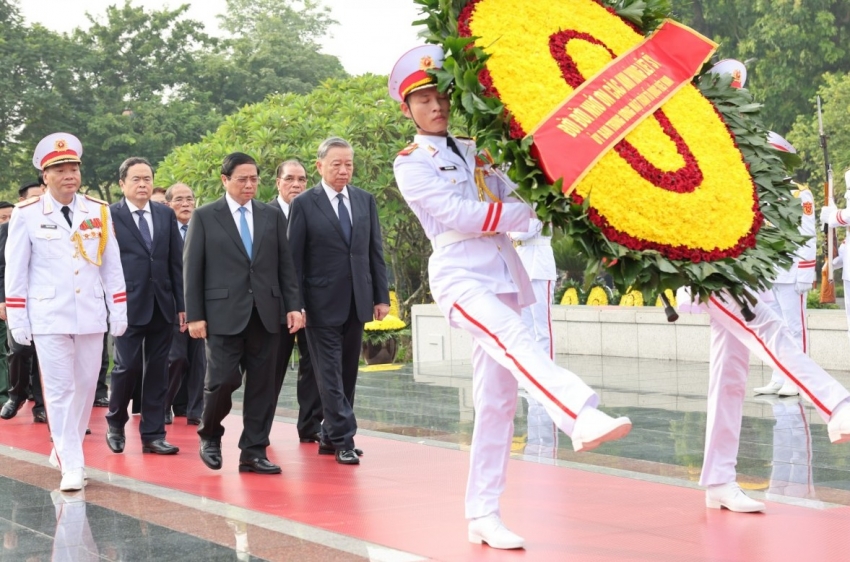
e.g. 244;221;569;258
419;56;435;70
54;139;68;151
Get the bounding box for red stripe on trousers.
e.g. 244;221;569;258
547;280;554;361
453;303;577;419
482;204;495;232
709;296;831;416
800;293;807;353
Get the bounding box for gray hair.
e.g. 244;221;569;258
316;137;353;160
165;182;194;202
275;159;306;178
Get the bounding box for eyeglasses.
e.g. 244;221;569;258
171;196;195;204
229;176;260;186
279;176;308;184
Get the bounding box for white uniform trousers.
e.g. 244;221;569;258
699;293;850;486
767;283;809;386
450;288;597;519
521;279;559;459
767;400;816;500
34;333;103;473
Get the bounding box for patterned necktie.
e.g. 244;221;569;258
336;193;352;245
180;224;188;240
61;206;72;227
238;207;252;259
135;210;152;251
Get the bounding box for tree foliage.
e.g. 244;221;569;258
0;0;347;201
676;0;850;133
156;75;431;314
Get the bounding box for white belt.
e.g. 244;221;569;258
513;238;551;247
432;231;481;249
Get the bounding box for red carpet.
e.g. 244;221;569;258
1;403;849;561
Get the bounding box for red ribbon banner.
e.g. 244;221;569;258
529;20;718;193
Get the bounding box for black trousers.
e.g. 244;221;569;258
305;298;362;451
199;309;279;461
166;323;205;419
6;329;44;411
95;332;109;401
106;305;173;441
275;327;323;438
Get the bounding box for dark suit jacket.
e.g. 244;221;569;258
111;199;184;325
183;196;302;335
288;184;389;326
0;222;8;303
267;198;289;230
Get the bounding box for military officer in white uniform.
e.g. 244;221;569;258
755;137;816;397
509;219;559;458
390;46;632;551
824;171;850;343
5;133;127;492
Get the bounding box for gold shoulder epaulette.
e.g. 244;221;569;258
455;136;475;141
84;194;108;205
398;143;418;156
15;195;40;208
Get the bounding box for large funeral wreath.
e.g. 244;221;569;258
413;0;805;307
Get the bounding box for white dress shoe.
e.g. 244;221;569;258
571;408;632;452
59;468;84;492
828;404;850;444
705;482;765;513
754;381;783;395
777;381;799;396
468;514;524;550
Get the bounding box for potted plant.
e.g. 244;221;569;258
361;314;409;365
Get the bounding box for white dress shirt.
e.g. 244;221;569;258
178;220;190;240
51;193;76;228
321;181;352;225
125;199;153;243
276;195;291;219
225;192;254;240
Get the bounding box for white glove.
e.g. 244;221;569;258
11;327;32;346
794;281;813;295
820;204;838;226
110;321;128;338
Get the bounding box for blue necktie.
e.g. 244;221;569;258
238;207;252;259
135;210;152;251
180;224;188;240
336;193;351;245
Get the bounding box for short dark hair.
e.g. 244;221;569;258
275;159;306;178
18;181;41;199
152;187;167;195
118;157;153;182
37;172;44;186
221;152;259;177
0;201;14;210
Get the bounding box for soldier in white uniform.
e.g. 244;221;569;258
509;219;559;458
390;46;632;550
825;172;850;343
755;138;816;397
5;133;127;492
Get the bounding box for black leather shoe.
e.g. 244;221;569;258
106;426;125;453
187;417;201;426
92;397;109;408
299;432;321;443
199;439;222;470
142;439;179;455
32;410;47;423
238;457;282;474
86;428;92;435
335;449;360;465
319;440;363;457
164;410;173;425
0;399;25;420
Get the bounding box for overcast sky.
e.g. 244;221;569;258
19;0;424;76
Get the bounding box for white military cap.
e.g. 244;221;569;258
766;131;796;153
32;132;83;171
709;59;747;89
388;45;445;102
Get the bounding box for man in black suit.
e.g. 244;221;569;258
163;183;205;425
105;157;184;456
0;181;46;423
184;152;303;474
268;160;323;443
288;137;390;465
